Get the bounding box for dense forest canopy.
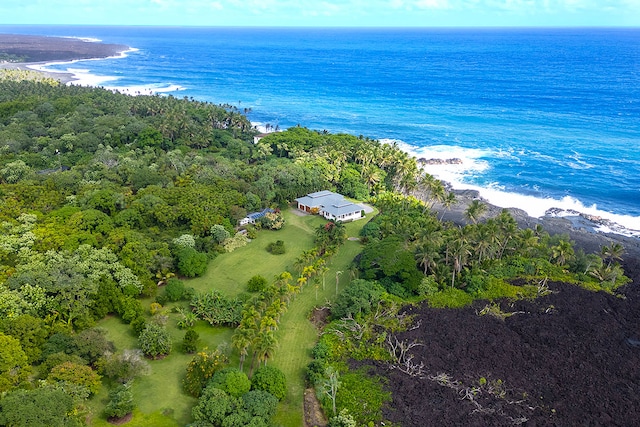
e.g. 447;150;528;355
0;73;630;427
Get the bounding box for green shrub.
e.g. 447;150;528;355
311;341;330;360
251;365;287;401
246;275;268;292
241;390;278;418
104;382;136;419
306;359;326;386
176;246;208;277
209;368;251;398
138;323;171;359
334;370;391;426
184;349;228;397
331;279;385;320
427;287;474;308
266;240;285;254
183;329;199;354
164;278;186;301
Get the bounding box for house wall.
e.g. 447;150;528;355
321;210;362;222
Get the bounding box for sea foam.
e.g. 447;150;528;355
390;139;640;237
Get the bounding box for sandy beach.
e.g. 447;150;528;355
0;33;129;83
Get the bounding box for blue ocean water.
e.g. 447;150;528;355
2;25;639;232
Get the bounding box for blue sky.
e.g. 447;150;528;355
1;0;638;27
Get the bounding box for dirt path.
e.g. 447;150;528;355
304;388;327;427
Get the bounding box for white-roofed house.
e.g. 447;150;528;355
239;208;275;226
295;190;364;222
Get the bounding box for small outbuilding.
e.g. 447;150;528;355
295;190;364;222
239;208;274;226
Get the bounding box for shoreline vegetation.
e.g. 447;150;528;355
2;32;638;239
0;33;129;83
1;33;640;426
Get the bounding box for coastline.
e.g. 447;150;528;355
428;187;640;286
0;33;130;84
393;138;640;238
3;33;638;281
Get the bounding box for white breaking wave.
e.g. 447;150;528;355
60;36;102;43
388;138;640;237
29;48;184;96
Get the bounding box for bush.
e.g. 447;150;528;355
164;278;186;301
427;287;474;308
104;382;136;420
184;349;228;397
99;349;150;383
130;316;147;336
331;279;385;320
246;275;268;293
266;240;285;254
47;361;102;396
258;211;284;230
210;224;231;244
191;385;239;426
183;329;199;354
334;370;391;426
176;246;209;277
306;359;326;386
222;232;250;253
328;409;357;427
209;368;251;398
251;365;287;401
312;341;330;360
138;323;172;359
242;390;278;418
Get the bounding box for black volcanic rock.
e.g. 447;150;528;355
0;34;128;63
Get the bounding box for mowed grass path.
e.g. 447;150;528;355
95;207;375;427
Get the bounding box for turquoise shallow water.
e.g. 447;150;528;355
2;25;639;232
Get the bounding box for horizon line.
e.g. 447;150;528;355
1;24;639;30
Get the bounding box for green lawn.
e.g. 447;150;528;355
94;206;376;427
188;209;326;297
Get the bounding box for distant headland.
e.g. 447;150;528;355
0;33;129;83
0;33;128;63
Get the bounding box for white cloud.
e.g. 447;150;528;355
414;0;450;8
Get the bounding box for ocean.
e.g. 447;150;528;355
2;25;639;235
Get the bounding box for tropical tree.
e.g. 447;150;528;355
138;323;172;359
254;330;277;369
446;228;471;288
318;366;341;417
0;332;31;392
464;199;487;224
232;328;253;371
0;387;79;427
251;365;287;400
104;382;136;420
600;242;624;267
551;239;575;266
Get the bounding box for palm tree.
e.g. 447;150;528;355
551;239;574;266
231;328;252;371
255;330;277;368
446;228;471;288
439;192;457;221
600;242;624;267
415;242;440;275
465;200;487;224
495;210;518;259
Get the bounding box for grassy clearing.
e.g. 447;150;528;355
93;206;376;427
188;209;325;297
